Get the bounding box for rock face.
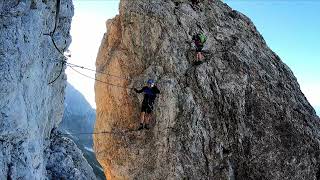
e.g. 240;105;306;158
94;0;320;179
0;0;95;179
45;130;97;180
59;83;106;180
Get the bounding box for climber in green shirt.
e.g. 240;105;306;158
192;33;207;65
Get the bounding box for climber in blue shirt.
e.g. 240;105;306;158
134;79;160;130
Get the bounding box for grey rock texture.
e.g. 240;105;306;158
45;130;97;180
0;0;95;179
94;0;320;179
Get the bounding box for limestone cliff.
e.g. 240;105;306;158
0;0;95;179
94;0;320;179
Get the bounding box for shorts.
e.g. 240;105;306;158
196;45;203;52
141;103;154;114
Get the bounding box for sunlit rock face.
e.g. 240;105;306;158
94;0;320;179
0;0;95;179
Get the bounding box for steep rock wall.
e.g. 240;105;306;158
94;0;320;179
0;0;95;179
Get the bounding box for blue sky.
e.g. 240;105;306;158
66;0;119;108
224;0;320;115
68;0;319;115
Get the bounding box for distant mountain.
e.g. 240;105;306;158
59;83;106;180
60;83;95;147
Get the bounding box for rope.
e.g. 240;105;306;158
52;0;60;36
48;61;65;85
43;0;130;85
46;0;67;84
44;0;60;37
48;34;66;57
67;65;133;89
60;129;139;136
66;62;130;80
44;0;65;57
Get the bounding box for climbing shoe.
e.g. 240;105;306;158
137;123;144;130
144;124;150;130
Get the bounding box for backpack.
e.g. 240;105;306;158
199;33;207;44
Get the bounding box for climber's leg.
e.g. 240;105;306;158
140;112;145;124
144;105;153;129
144;113;152;129
200;52;204;61
196;52;200;61
196;45;203;62
138;104;147;130
137;112;145;130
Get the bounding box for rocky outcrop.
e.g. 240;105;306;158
59;83;106;180
0;0;95;179
94;0;320;179
45;130;97;180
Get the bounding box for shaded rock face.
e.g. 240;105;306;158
94;0;320;179
0;0;95;179
60;83;96;147
59;83;106;180
45;130;97;180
